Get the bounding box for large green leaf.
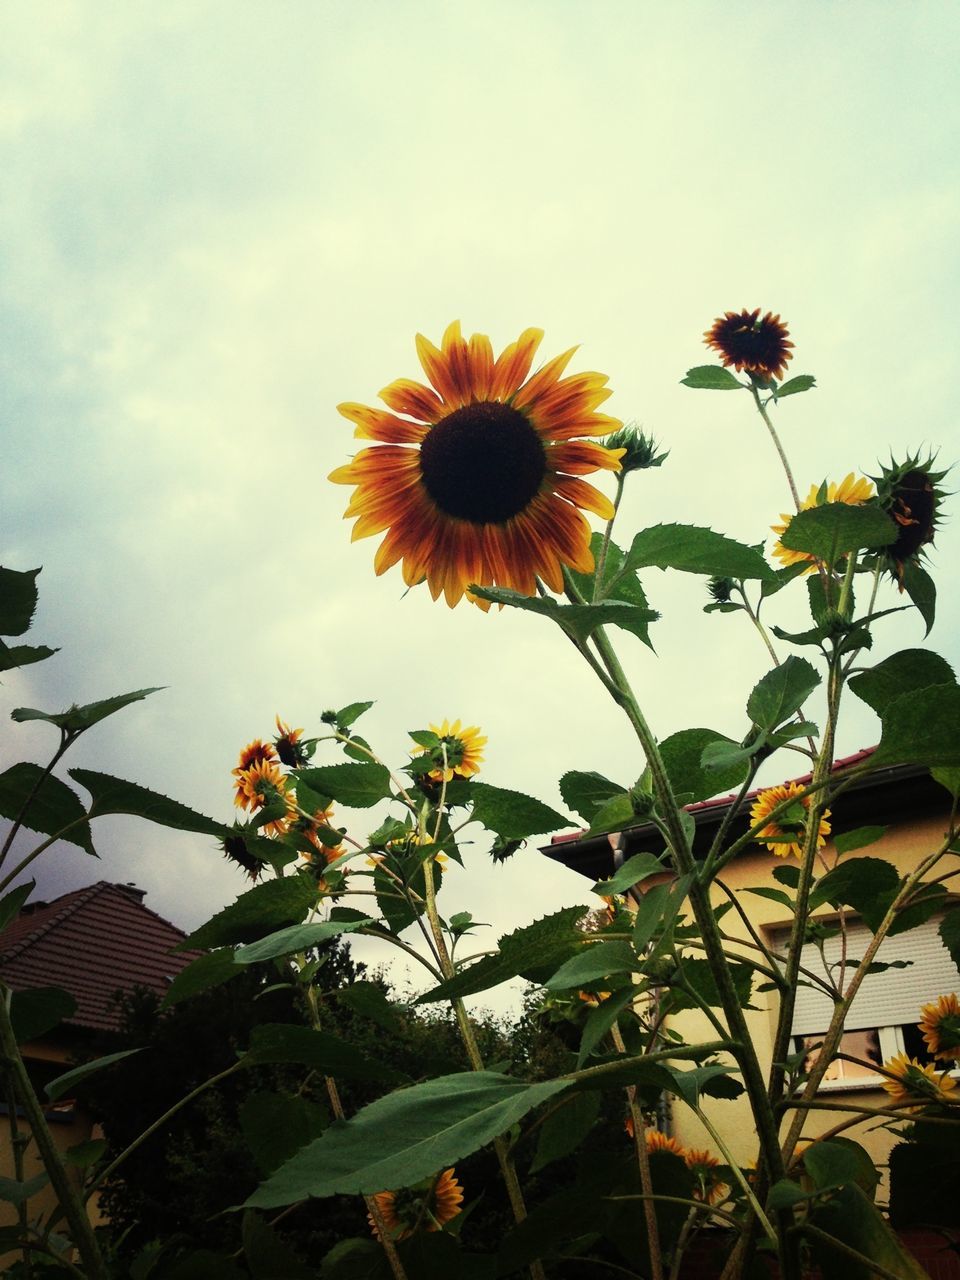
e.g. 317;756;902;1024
335;981;403;1033
70;769;223;837
544;941;637;991
248;1024;403;1084
240;1091;329;1176
592;852;664;897
242;1212;314;1280
900;559;936;636
834;826;887;855
0;642;58;674
585;791;635;836
808;1182;929;1279
848;648;955;717
469;782;572;840
179;877;319;950
559;769;626;825
808;858;900;931
747;656;821;731
295;763;393;808
779;504;897;563
9;987;77;1042
530;1092;600;1173
803;1137;880;1197
45;1048;144;1102
245;1071;570;1205
234;917;368;964
161;949;242;1009
466;587;659;646
0;764;94;853
568;533;658;649
0;567;40;637
680;365;744;390
623;524;774;580
12;687;164;734
872;683;960;767
660;727;750;802
670;958;753;1011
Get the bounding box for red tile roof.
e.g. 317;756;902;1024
0;881;201;1032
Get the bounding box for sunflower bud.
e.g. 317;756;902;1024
707;576;735;604
602;425;668;474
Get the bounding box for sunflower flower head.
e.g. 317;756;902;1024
330;322;625;608
412;719;486;783
919;994;960;1062
623;1115;685;1155
219;824;269;880
685;1148;730;1205
870;453;949;587
368;1168;464;1241
771;473;876;570
274;715;311;768
234;758;297;836
232;740;278;806
703;308;794;383
882;1052;957;1110
749;781;831;859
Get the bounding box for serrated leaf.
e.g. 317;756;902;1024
336;981;403;1033
834;826;887;855
808;858;900;930
248;1024;403;1083
680;365;744;390
68;769;224;843
45;1048;144;1102
774;374;816;398
661;727;750;802
662;1062;741;1108
240;1091;329;1176
0;881;35;933
161;949;242;1009
623;524;774;581
568;533;658;648
0;763;95;853
0;567;40;637
592;852;664;897
296;763;392;808
466;587;659;646
887;883;948;937
747;656;821;732
939;909;960;973
544;940;637;991
872;682;960;767
530;1092;600;1173
848;648;955;717
470;782;571;840
179;877;318;950
12;687;164;734
245;1072;570;1205
9;987;77;1042
761;561;811;598
900;559;936;635
586;791;635;836
559;769;625;825
0;642;58;673
335;701;374;728
780;503;897;563
234;917;368;964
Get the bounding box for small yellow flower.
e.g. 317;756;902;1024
749;781;831;859
881;1052;957;1110
412;719;487;783
919;994;960;1062
368;1168;464;1241
232;739;278;807
274;715;309;767
623;1116;685;1154
771;473;876;570
685;1148;730;1205
234;758;297;836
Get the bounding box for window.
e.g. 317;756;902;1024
772;914;956;1091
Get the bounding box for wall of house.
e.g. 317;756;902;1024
659;810;955;1187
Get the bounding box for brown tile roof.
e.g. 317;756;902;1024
0;881;201;1032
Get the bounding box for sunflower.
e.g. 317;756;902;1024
412;719;487;782
685;1148;730;1205
274;715;310;768
232;739;278;806
234;758;297;836
623;1115;685;1154
881;1052;957;1109
703;309;794;382
368;1168;464;1241
919;993;960;1061
330;322;625;607
871;454;948;586
771;473;876;570
749;781;831;859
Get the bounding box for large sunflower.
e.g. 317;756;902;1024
749;781;831;859
881;1052;957;1109
771;473;876;569
330;323;625;607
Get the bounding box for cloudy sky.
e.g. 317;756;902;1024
2;1;958;1010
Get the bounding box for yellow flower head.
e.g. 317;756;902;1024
881;1052;957;1110
749;781;831;859
623;1115;685;1154
368;1168;464;1241
232;739;278;806
412;719;487;783
234;758;297;836
274;715;309;768
919;993;960;1062
771;473;876;570
685;1148;730;1205
330;322;625;608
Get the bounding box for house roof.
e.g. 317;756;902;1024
0;881;201;1033
543;746;951;882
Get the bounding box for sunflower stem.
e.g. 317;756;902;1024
593;471;627;602
750;383;801;511
610;1021;664;1280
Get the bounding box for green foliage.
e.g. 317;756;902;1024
234;917;369;964
746;655;821;731
247;1023;404;1083
940;908;960;974
45;1048;145;1102
834;825;887;854
0;880;35;932
12;687;164;734
779;502;898;563
774;373;816;398
467;586;659;646
591;851;664;897
162;948;242;1009
179;876;319;949
872;682;960;766
0;567;42;636
808;857;900;928
469;782;572;840
623;523;774;580
9;986;77;1042
900;558;936;634
544;941;637;991
848;647;955;715
660;726;750;801
680;364;744;389
559;769;625;825
0;762;95;853
529;1092;601;1173
296;762;393;807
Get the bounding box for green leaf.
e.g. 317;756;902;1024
234;917;368;964
0;881;35;933
586;791;635;836
295;763;392;808
662;1062;741;1108
773;864;800;888
179;877;319;950
887;883;947;937
660;727;750;802
872;683;960;767
248;1024;403;1084
161;949;242;1009
848;648;955;717
568;533;659;648
544;941;637;991
0;1172;49;1206
623;524;774;581
834;826;887;855
900;559;936;636
747;656;821;731
530;1092;600;1173
336;981;403;1033
64;1138;107;1169
408;730;439;748
560;769;625;825
680;365;744;390
932;767;960;798
0;567;41;637
70;768;223;837
808;1183;929;1280
939;909;960;973
466;588;659;647
761;561;811;598
12;687;164;734
0;763;95;854
805;1137;880;1197
576;986;638;1066
633;879;690;953
592;852;664;897
808;858;900;930
744;886;795;911
240;1091;329;1176
774;374;816;398
767;1179;811;1210
245;1072;570;1206
779;503;897;563
9;987;77;1042
242;1211;315;1280
470;782;572;840
0;642;58;673
670;958;753;1011
160;1251;248;1280
335;701;374;728
320;1239;388;1280
45;1048;144;1102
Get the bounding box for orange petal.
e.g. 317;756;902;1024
553;475;617;520
491;328;544;401
338;402;428;443
513;347;579;409
548;440;625;475
416;331;460;405
467;332;495;401
378;378;444;423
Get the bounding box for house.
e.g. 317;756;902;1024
0;880;200;1229
543;748;957;1177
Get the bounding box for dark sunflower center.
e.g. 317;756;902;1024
419;401;547;524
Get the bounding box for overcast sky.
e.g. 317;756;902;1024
2;1;958;1012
